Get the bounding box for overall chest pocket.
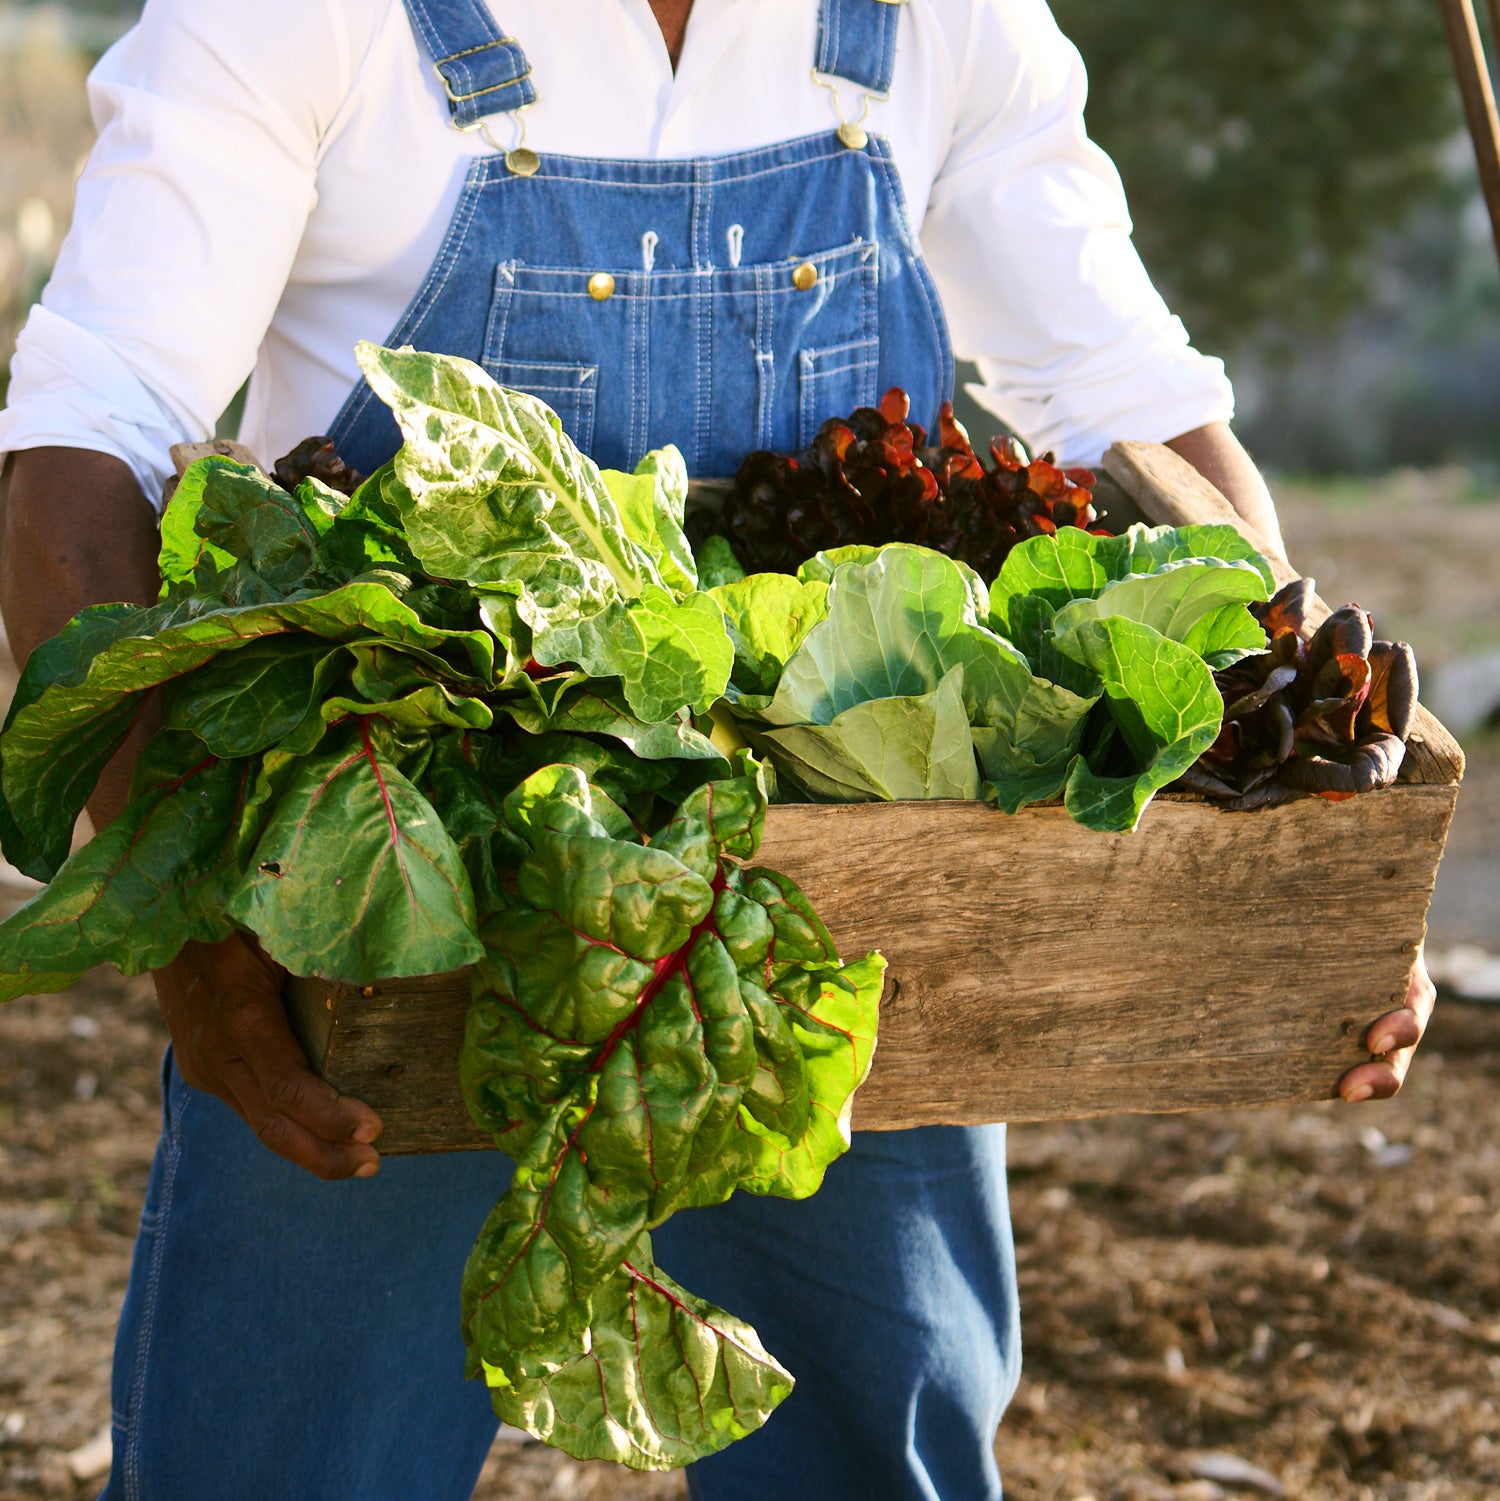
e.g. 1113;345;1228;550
480;238;880;474
724;237;880;454
482;264;607;460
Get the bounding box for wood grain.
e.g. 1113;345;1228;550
279;439;1464;1153
286;784;1458;1152
1101;441;1466;788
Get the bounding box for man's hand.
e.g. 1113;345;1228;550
1338;952;1437;1104
155;935;384;1179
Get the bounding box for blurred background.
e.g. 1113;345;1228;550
0;3;1496;1499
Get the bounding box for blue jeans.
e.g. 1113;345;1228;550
102;1051;1020;1501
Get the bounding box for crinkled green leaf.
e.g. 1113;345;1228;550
546;586;733;723
798;545;992;617
756;667;980;802
499;684;725;767
189;461;325;596
317;464;424;579
460;766;883;1426
604;447;696;596
1119;522;1276;591
479;1231;794;1471
226;721;482;980
161;638;345;757
357;341;648;608
321;683;494;733
709;573;828;696
973;669;1098;812
989;528;1122;637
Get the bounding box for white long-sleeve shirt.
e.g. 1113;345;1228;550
0;0;1234;507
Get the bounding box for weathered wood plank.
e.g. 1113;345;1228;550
285;783;1458;1152
1101;441;1466;788
281;439;1463;1153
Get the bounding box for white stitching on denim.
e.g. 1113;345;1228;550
640;230;658;274
696;266;712;475
726;224;744;270
801;337;879;447
122;1064;188;1501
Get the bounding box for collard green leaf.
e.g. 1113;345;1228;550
0;733;252;999
988;528;1120;637
763;546;1027;729
479;1232;794;1471
756;667;980;802
1050;557;1269;650
1119;522;1276;591
972;670;1098;813
1052;616;1224;831
226;721;482;980
709;574;829;697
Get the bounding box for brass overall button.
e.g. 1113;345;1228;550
588;271;616;301
792;262;818;292
837;122;869;151
505;147;541;178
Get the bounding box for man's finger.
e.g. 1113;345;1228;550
217;979;384;1147
217;1056;381;1181
1365;1006;1423;1057
1338;1058;1405;1104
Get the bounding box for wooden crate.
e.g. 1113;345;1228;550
283;443;1465;1152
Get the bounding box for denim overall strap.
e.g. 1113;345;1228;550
815;0;903;95
400;0;536;125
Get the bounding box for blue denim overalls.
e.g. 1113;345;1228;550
103;5;1020;1499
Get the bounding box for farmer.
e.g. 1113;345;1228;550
0;1;1434;1497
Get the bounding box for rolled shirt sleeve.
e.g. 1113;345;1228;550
0;0;355;507
922;0;1235;466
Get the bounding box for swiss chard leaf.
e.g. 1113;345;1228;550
356;341;649;610
0;581;494;879
226;720;483;979
459;764;883;1422
479;1231;794;1471
0;732;252;999
604;447;697;597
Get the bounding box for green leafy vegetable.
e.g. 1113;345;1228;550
460;763;883;1466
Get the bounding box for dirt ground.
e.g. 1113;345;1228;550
1;476;1497;1501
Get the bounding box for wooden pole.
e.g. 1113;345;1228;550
1436;0;1500;265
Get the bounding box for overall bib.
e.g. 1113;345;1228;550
103;6;1021;1499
